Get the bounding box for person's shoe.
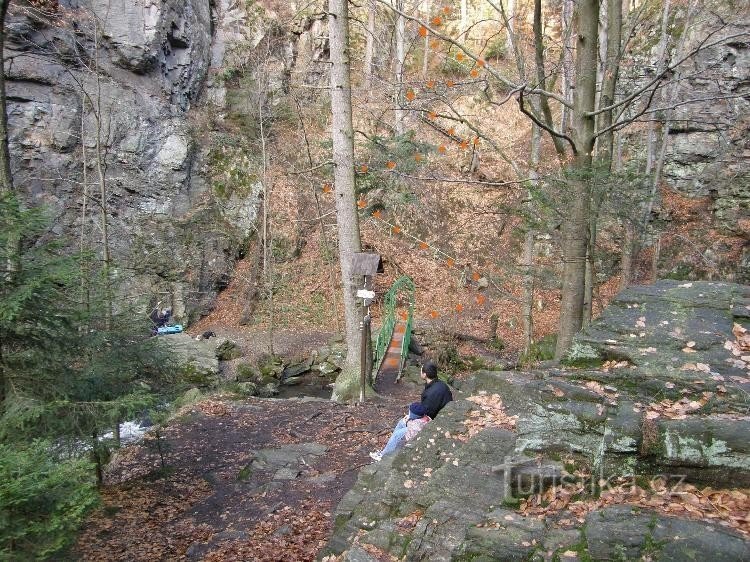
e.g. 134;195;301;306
369;451;382;462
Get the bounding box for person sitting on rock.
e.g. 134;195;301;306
369;402;431;462
419;360;453;419
369;362;453;462
149;305;171;328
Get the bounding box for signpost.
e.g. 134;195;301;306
351;253;383;403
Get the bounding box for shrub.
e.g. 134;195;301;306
0;441;98;559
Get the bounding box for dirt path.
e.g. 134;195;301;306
74;365;418;561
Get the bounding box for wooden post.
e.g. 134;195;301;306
360;313;370;403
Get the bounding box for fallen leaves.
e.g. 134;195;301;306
681;340;699;353
462;393;518;438
77;396;408;561
601;360;630;371
642;392;712;420
395;510;423;533
520;479;750;537
723;324;750;373
197;400;231;416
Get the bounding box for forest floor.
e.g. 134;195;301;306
73;371;417;561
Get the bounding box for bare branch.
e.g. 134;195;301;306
373;0;573;109
518;89;577;154
288;161;334;175
389;169;530;188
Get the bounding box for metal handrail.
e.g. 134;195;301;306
374;275;415;375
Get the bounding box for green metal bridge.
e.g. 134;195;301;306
373;275;415;378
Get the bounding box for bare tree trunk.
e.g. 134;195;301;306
506;0;516;50
394;0;405;135
364;0;376;92
460;0;468;36
422;0;431;78
0;0;19;292
494;0;525;80
582;217;597;326
80;95;91;310
560;0;574;132
92;23;113;330
259;92;274;355
533;0;566;156
644;0;670;178
329;0;364;401
651;235;661;282
0;0;12;195
619;221;634;290
596;0;622;168
522;117;542;355
642;0;696;283
555;0;598;359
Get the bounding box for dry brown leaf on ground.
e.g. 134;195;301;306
463;393;518;437
520;480;750;536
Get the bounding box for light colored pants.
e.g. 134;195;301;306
380;417;408;456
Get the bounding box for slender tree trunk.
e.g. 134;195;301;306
80;96;92;312
619;221;634;290
523;117;542;355
259;92;274;355
0;0;19;288
364;0;376;92
641;0;696;283
506;0;516;50
394;0;405;135
582;216;597;326
533;0;565;156
596;0;622;169
644;0;671;178
422;0;431;78
0;0;12;195
92;430;104;486
496;0;525;80
92;24;113;330
460;0;468;36
560;0;574;132
651;235;661;282
329;0;364;401
555;0;598;359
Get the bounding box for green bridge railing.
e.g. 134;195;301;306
374;275;415;375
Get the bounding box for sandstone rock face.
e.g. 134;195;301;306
659;15;750;236
326;282;750;560
3;0;304;323
663;21;750;197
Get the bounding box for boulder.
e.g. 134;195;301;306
576;280;750;379
157;333;219;384
585;505;748;561
215;339;243;361
327;282;750;560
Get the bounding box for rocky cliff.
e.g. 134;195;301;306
326;281;750;561
4;0;319;321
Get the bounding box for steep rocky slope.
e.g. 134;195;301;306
4;0;322;320
326;281;750;561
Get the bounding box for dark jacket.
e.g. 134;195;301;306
421;379;453;419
